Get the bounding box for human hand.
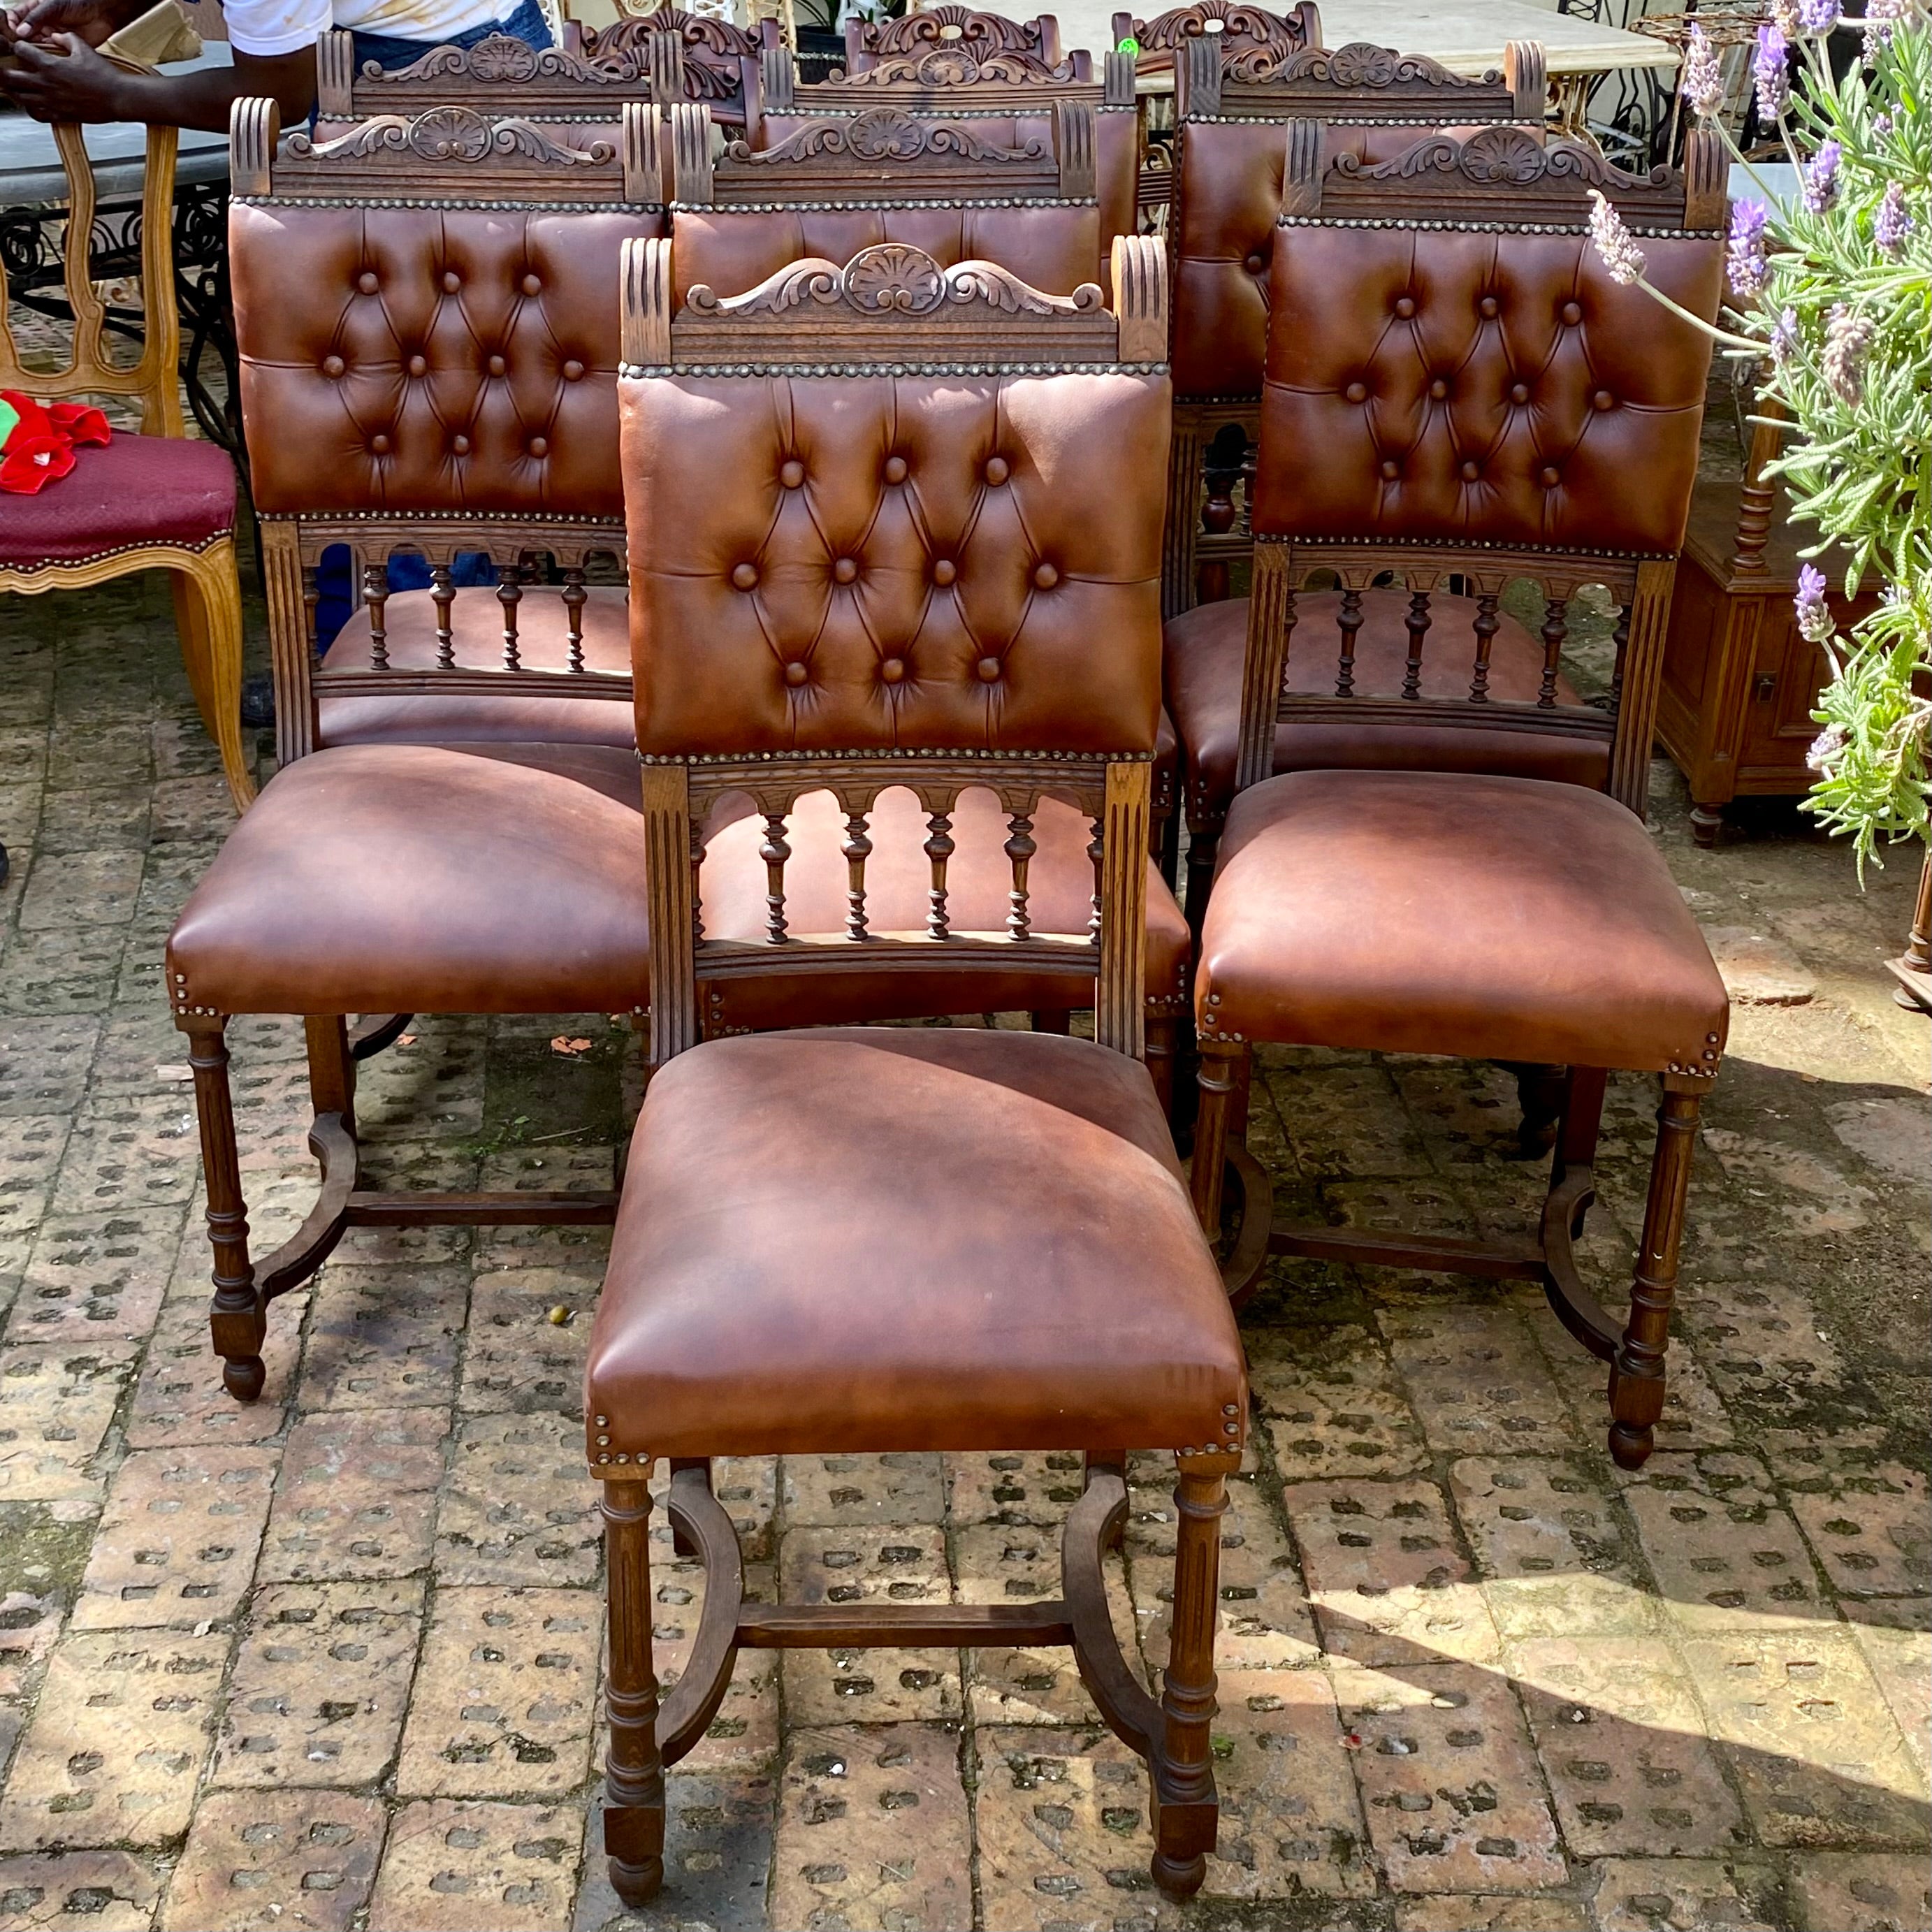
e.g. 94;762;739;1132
0;31;135;119
2;0;140;50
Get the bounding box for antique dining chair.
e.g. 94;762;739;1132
1160;36;1548;617
1186;124;1729;1469
0;122;251;810
589;226;1247;1909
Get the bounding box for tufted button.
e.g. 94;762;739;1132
931;558;957;586
369;433;391;456
883;454;908;484
1032;562;1059;590
441;270;460;293
1244;252;1265;273
1428;377;1448;400
562;358;585;382
451;433;471;456
1510;382;1530;405
1561;300;1583;325
521;273;542;296
1541;465;1562;488
528;436;549;458
731;562;759;590
407;354;427;377
1344;381;1367;404
1460;459;1480;481
356;270;379;295
832;557;858;585
1479;294;1499;318
1394;296;1416;319
984;456;1009;486
779;459;805;488
1379;458;1400;481
975;655;1003;682
783;660;809;687
1593;388;1616;411
880;657;906;683
321;354;344;379
487;354;506;377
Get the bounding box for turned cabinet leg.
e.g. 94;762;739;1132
602;1474;666;1907
1608;1084;1705;1469
1149;1453;1228;1898
1689;800;1726;848
187;1018;265;1402
1507;1061;1569;1156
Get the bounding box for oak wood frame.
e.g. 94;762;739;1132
1186;125;1727;1470
0;123;252;811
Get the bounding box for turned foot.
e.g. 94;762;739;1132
1689;801;1725;847
1151;1850;1206;1899
608;1854;663;1908
1608;1418;1653;1469
222;1353;266;1402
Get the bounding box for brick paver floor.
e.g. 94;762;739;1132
0;576;1926;1932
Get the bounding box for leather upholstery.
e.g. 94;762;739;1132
670;202;1103;303
1163;590;1611;824
586;1027;1246;1458
0;435;234;569
698;787;1189;1031
232;202;663;516
1254;225;1724;553
318;586;634;748
166;743;653;1017
1196;769;1729;1071
623;370;1171;756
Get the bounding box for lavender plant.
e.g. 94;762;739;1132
1590;4;1931;870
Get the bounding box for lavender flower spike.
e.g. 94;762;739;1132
1755;22;1790;119
1807;722;1847;773
1681;24;1724;119
1865;0;1910;57
1797;0;1839;32
1795;563;1836;644
1728;198;1771;299
1823;302;1875;405
1587;191;1647;287
1770;305;1801;363
1803;139;1842;214
1771;0;1803;31
1876;181;1913;255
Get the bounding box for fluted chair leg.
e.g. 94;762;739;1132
187;1017;264;1401
602;1474;666;1906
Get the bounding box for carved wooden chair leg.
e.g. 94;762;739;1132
1144;1012;1177;1119
305;1015;357;1147
1506;1061;1568;1156
168;539;254;815
1182;822;1219;947
1608;1080;1706;1470
1149;1451;1229;1898
667;1455;707;1558
601;1473;666;1908
186;1017;266;1401
1031;1008;1073;1034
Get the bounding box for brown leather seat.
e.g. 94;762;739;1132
586;1026;1246;1460
1196;768;1729;1071
1164;589;1612;823
166;743;653;1018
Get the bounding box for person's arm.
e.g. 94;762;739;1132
0;35;316;129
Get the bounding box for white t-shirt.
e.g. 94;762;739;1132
221;0;512;57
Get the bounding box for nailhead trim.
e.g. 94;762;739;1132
622;361;1168;378
3;529;233;575
239;194;663;212
639;747;1152;764
1277;212;1721;240
1250;532;1674;564
670;195;1097;212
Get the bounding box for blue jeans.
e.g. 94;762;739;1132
350;0;552;73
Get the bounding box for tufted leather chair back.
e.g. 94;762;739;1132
1169;41;1546;401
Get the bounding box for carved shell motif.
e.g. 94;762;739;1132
864;6;1043;59
734;110;1048;168
294;106;616;167
1135;0;1309;55
843;241;947;314
457;31;539;80
847;46;1079;88
683;244;1105;323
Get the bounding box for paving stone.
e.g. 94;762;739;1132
369;1799;581;1932
647;1455;778;1569
1127;1469;1320;1671
1700;1127;1875;1237
0;1339;138;1503
0;1588;62;1709
35;787;150;857
1511;1637;1745;1857
1247;1325;1430;1482
1822;1095;1931;1184
573;1780;776;1932
0;1850;161;1930
0;1017;98;1117
1451;1459;1656;1639
1845;1618;1932;1782
777;1525;961;1724
50;1093;198;1214
1680;1281;1857;1418
396;1586;601;1799
10;1207;177;1345
123;1293;307;1451
1620;1453;1824;1633
158;1787;385;1932
1270;1060;1431;1178
1325;1175;1479;1252
1332;1660;1566;1894
1680;1628;1929;1847
0;927;123;1016
259;1408;448;1583
640;1560;779;1773
1205;1669;1374;1898
1583;1857;1780;1932
460;1267;599;1416
213;1580;423;1789
0;1119;66;1251
1281;1479;1502;1666
1789;1852;1932;1932
1395;1897;1590;1931
1701;925;1817;1005
298;1263;467;1412
945;1450;1091;1527
17;849;145;931
1525;1303;1737;1456
771;1724;970;1932
71;1445;275;1631
1785;1462;1931;1602
780;1451;945;1528
435;1411;600;1587
0;1629;226;1849
1382;1306;1579;1456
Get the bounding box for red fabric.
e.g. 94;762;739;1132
0;393;111;495
0;432;235;566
